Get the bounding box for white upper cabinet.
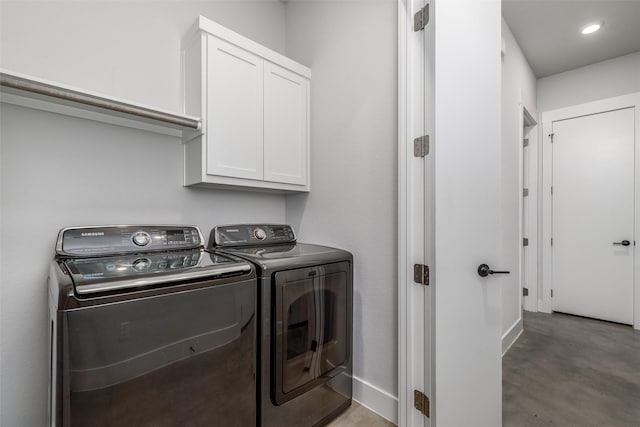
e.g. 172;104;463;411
182;16;311;192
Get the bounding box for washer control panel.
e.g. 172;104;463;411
253;228;267;241
57;226;204;256
131;231;152;247
212;224;296;248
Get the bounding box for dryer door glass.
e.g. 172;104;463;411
273;262;349;404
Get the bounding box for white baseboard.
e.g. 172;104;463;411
352;376;398;424
501;316;523;356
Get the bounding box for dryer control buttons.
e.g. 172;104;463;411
131;231;151;247
254;228;267;241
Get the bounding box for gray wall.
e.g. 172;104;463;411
0;2;287;425
284;0;398;409
500;19;537;342
0;0;287;111
537;51;640;112
0;0;401;424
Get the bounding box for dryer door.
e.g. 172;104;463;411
272;261;350;405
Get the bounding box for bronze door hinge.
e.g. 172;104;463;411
413;264;430;286
414;390;430;417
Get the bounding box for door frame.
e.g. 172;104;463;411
540;92;640;330
398;0;432;425
521;106;539;313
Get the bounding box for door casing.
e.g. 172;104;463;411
521;107;539;315
398;0;431;425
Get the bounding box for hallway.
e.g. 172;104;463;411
503;312;640;426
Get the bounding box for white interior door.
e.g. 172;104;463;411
432;1;502;425
401;1;503;425
552;108;635;324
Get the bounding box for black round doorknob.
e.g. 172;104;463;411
477;264;510;278
613;240;631;246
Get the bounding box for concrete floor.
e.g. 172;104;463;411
329;311;640;427
503;311;640;426
327;401;396;427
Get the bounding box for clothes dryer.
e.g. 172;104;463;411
209;224;353;427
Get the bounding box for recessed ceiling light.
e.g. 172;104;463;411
581;22;602;35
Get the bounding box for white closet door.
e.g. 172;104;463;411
207;36;264;180
552;107;634;324
263;62;308;186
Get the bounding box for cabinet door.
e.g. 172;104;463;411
207;36;264;180
263;62;308;185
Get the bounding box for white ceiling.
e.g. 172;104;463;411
502;0;640;78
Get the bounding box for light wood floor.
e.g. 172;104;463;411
327;401;396;427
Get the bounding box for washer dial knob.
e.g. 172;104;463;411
132;258;151;271
254;228;267;241
132;231;151;247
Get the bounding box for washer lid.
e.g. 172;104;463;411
215;243;352;273
63;249;251;295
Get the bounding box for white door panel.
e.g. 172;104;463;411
401;1;503;424
552;108;634;324
432;1;502;425
263;62;308;185
207;36;264;180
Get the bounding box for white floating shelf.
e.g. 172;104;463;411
0;70;201;138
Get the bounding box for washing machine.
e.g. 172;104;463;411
209;224;353;427
48;225;257;427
